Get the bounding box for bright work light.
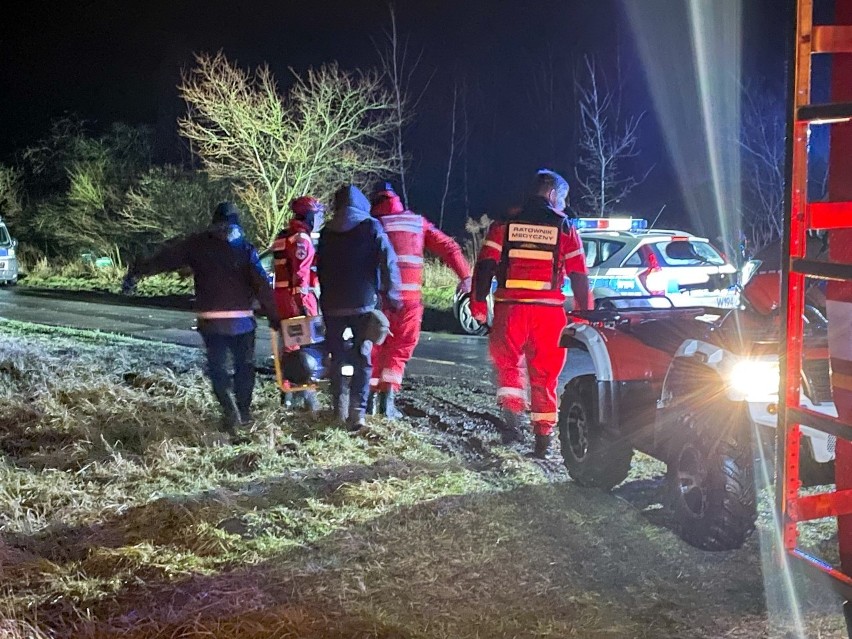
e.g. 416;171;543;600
728;359;780;400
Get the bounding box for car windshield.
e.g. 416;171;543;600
655;240;726;266
0;225;10;246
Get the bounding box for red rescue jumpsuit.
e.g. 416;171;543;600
271;219;318;320
471;198;588;437
371;191;471;391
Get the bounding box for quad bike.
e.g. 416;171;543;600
558;285;835;551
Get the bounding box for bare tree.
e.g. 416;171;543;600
179;52;398;245
574;55;648;217
0;166;22;219
739;87;785;251
460;78;472;220
374;3;431;207
439;82;459;230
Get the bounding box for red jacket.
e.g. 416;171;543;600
472;197;588;308
372;194;471;303
271;219;318;317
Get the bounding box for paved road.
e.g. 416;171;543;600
0;288;593;383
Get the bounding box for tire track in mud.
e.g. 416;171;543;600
398;376;567;481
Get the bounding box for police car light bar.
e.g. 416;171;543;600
575;217;648;231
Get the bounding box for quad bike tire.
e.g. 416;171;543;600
558;375;633;490
665;404;757;551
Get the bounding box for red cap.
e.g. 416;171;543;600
290;196;323;218
370;184;405;216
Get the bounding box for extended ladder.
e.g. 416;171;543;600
779;0;852;630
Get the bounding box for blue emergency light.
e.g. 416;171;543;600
575;217;648;231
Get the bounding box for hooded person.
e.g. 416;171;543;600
122;202;280;438
470;170;591;459
316;185;402;430
368;183;472;418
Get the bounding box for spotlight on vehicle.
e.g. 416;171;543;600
728;359;780;401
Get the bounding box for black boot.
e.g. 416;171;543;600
346;408;367;432
500;408;524;444
332;393;349;423
237;403;253;428
366;391;378;416
531;434;552;460
379;389;403;419
218;394;240;437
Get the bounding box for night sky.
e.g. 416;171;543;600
1;0;789;234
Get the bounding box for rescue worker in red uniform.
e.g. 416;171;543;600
470;170;591;458
271;196;324;411
369;183;472;417
271;197;323;319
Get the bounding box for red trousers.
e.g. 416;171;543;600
489;303;567;436
371;302;423;391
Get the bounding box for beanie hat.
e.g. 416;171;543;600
211;201;241;226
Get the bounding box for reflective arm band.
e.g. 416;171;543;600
197;310;254;319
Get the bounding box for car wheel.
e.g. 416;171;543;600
558;375;633;490
453;292;489;336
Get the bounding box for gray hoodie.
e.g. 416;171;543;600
325;185;373;232
317;185;402;316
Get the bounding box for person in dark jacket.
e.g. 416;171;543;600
317;185;402;430
122;202;281;437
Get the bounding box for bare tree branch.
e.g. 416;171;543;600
373;3;432;207
739;82;786;251
178;52;398;245
439;82;459;229
574;55;650;217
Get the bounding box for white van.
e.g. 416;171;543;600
0;217;19;285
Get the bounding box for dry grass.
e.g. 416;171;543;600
421;259;459;311
0;318;846;638
21;258;192;296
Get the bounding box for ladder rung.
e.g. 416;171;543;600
791;259;852;281
809;201;852;230
797;102;852;124
789;406;852;440
813;25;852;53
791;489;852;522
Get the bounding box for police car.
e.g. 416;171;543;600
0;217;19;286
454;218;738;335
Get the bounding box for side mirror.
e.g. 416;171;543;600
11;238;17;248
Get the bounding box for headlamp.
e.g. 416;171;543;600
728;359;780;401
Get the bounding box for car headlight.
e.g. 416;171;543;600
728;359;780;400
7;248;14;258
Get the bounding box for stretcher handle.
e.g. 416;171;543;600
270;328;287;392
